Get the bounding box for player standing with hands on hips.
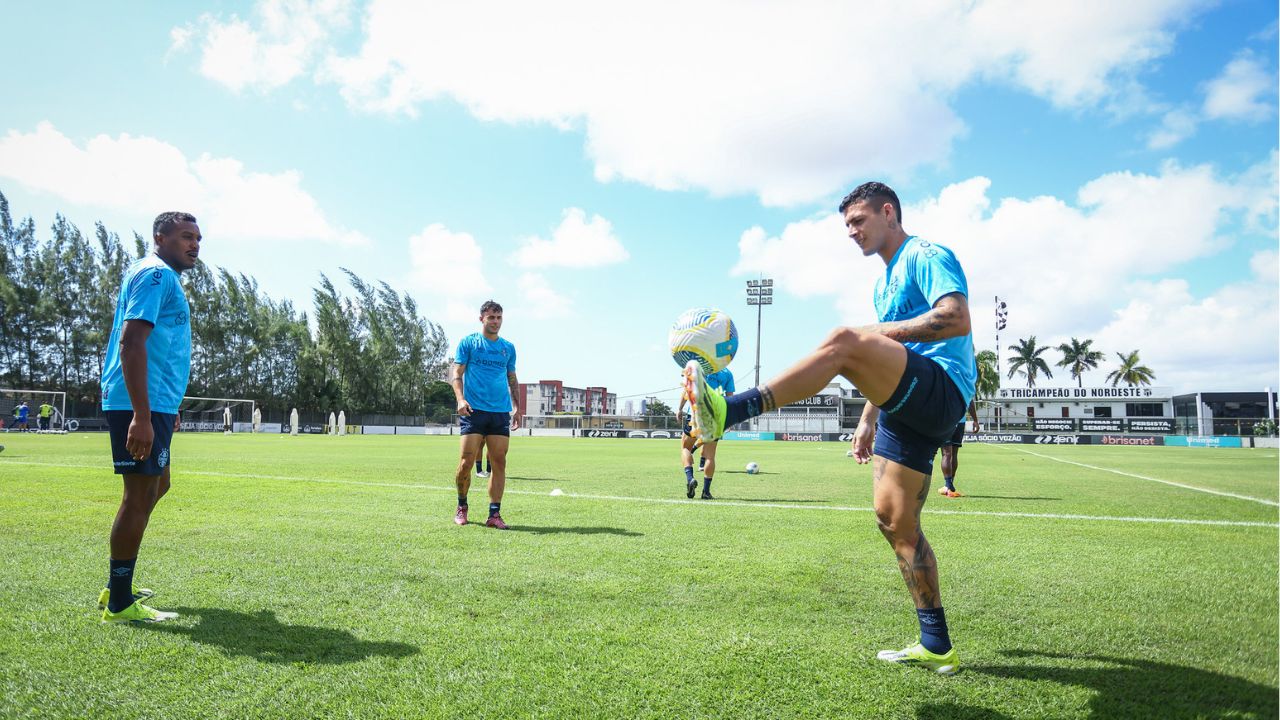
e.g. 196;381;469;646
682;182;975;674
452;300;521;529
98;212;200;623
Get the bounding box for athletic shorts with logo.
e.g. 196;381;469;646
460;409;510;437
107;410;177;476
944;421;965;447
874;349;967;475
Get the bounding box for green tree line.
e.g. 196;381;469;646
0;191;452;417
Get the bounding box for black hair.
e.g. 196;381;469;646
480;300;503;316
153;211;198;238
838;182;902;223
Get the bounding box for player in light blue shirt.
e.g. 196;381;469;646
680;182;974;674
677;366;735;499
451;300;521;529
98;212;200;624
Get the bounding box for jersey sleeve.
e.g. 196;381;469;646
506;342;517;374
724;372;736;394
912;243;969;307
122;266;171;326
454;337;470;366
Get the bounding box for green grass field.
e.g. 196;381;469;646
1;433;1276;719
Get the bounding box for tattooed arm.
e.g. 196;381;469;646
859;292;971;344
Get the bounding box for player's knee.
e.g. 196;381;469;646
823;327;869;364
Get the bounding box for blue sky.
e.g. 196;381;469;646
1;1;1276;408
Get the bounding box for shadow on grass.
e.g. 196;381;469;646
138;607;419;664
507;525;643;537
506;476;559;482
714;497;829;504
955;495;1061;501
719;470;781;475
969;649;1278;719
914;703;1014;720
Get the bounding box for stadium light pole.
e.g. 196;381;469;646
746;278;773;387
994;296;1008;431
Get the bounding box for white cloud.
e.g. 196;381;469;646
517;272;573;319
179;0;1213;205
1203;51;1276;122
733;160;1279;391
512;208;628;269
177;0;352;93
0;122;366;246
1146;107;1198;149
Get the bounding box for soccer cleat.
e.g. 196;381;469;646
476;470;490;478
686;477;697;499
97;584;155;610
876;643;960;675
940;489;964;498
454;506;469;525
682;360;727;442
485;514;509;530
700;491;715;500
101;600;178;624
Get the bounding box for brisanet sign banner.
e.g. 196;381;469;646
997;386;1172;400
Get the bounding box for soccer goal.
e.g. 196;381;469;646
179;396;257;433
0;388;67;432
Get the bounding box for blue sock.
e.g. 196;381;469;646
916;607;952;655
724;388;764;427
702;477;712;494
684;466;695;482
458;495;468;508
943;476;955;491
485;462;491;473
108;557;137;613
489;502;501;518
475;461;482;473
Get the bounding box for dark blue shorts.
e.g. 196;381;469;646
874;350;967;475
944;421;965;447
460;409;510;437
107;410;177;476
683;419;693;438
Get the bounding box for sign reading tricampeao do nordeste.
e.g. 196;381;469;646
996;386;1172;400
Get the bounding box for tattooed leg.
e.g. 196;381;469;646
873;456;942;609
753;327;909;408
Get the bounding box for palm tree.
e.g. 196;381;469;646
975;349;999;398
1055;337;1105;388
1006;336;1054;388
1105;350;1156;387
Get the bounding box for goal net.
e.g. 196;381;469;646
0;388;67;432
179;396;257;433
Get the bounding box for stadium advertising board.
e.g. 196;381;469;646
1032;434;1084;445
1099;434;1164;446
965;433;1027;443
1079;418;1125;432
997;386;1171;400
1032;418;1076;432
1126;418;1174;433
583;429;628;438
723;431;776;441
779;433;825;442
965;432;1091;444
180;420;222;432
1164;435;1243;448
785;395;840;408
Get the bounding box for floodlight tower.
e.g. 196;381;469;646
746;278;773;387
995;296;1008;431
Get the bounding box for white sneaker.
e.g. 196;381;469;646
476;471;490;478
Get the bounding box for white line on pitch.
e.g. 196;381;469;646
996;446;1279;507
4;460;1276;529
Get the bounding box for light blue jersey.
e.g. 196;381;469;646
101;254;192;414
455;333;517;413
873;236;976;404
706;368;736;394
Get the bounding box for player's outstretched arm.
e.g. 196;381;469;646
859;293;971;344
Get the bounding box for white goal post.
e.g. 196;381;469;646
179;396;257;433
0;388;67;432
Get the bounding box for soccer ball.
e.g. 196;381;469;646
669;307;739;373
745;462;759;474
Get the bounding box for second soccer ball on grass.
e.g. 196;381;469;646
745;462;759;474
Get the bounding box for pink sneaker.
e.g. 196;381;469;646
485;514;509;530
454;506;468;525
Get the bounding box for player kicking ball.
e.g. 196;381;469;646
677;366;733;499
683;182;975;675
